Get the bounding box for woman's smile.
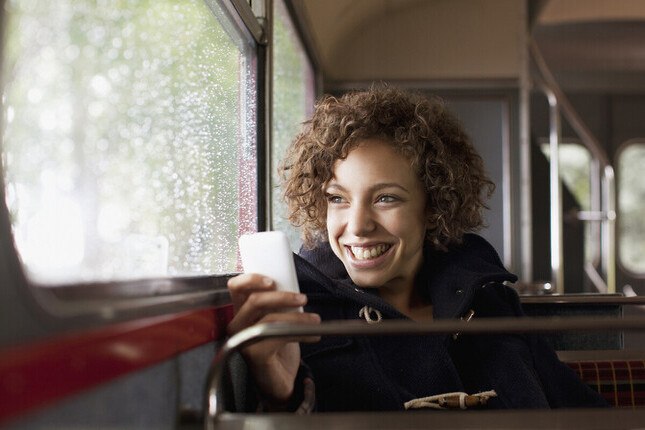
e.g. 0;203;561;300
343;243;394;271
347;243;391;260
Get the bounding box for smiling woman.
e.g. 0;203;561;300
225;86;608;413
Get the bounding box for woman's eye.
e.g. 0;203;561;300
327;195;344;204
377;195;398;203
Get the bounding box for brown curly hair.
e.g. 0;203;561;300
279;85;494;250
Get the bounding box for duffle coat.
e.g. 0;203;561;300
292;234;607;411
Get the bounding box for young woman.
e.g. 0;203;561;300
227;86;606;412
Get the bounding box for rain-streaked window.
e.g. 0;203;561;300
1;0;258;284
270;0;315;250
618;142;645;274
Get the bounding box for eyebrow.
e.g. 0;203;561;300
325;182;410;194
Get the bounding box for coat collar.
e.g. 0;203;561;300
298;234;517;320
419;235;517;319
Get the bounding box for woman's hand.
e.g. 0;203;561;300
227;273;320;408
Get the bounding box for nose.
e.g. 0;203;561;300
347;203;376;236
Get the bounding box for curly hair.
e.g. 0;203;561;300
279;85;494;251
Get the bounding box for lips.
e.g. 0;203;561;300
348;244;391;260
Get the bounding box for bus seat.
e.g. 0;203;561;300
565;359;645;408
522;295;624;350
219;351;258;413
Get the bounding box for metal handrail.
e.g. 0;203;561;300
601;166;617;293
530;41;610;168
205;316;645;428
519;295;645;305
530;40;616;293
539;83;564;294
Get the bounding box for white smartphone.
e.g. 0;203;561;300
238;231;302;311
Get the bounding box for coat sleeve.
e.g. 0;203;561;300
224;352;316;413
528;334;608;408
497;285;608;408
284;362;317;413
254;362;316;413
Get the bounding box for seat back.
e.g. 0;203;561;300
566;360;645;407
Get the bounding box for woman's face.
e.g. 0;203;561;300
325;138;428;292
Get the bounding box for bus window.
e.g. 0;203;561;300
270;0;315;250
1;0;258;285
618;141;645;274
540;142;595;264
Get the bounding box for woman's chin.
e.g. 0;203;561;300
345;268;388;289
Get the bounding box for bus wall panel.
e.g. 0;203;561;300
6;342;218;429
0;306;233;426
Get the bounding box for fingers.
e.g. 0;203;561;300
228;272;273;291
236;289;306;323
244;289;307;314
227;291;308;335
260;311;322;344
260;310;319;324
239;312;320;366
227;273;275;311
226;272;321;342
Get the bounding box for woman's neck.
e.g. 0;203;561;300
378;282;433;322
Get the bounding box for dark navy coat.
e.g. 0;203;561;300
293;234;607;411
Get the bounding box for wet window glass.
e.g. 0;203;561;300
1;0;258;284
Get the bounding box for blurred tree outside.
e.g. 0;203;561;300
1;0;256;283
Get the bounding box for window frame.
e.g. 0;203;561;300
268;0;317;250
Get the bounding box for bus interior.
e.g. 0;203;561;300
1;0;645;428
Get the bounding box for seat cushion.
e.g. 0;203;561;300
566;360;645;407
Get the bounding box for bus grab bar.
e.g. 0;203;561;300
205;316;645;428
529;40;616;294
539;84;564;294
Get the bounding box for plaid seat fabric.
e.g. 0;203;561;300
566;360;645;407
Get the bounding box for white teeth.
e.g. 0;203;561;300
350;244;389;260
